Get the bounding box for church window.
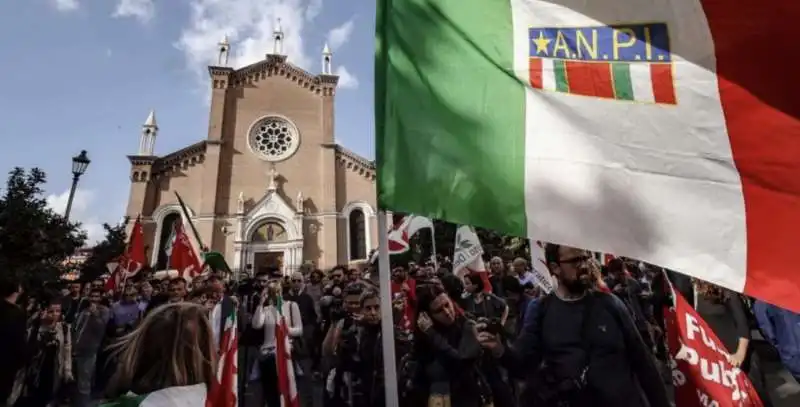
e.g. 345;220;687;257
349;209;367;260
248;116;300;162
252;221;288;243
156;212;181;271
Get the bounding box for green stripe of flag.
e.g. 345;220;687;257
612;62;634;101
553;59;569;93
375;0;527;236
99;394;148;407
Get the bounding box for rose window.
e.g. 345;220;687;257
248;116;300;162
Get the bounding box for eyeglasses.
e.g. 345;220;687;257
331;274;343;279
559;255;591;266
291;279;303;283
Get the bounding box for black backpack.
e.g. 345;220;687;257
524;291;628;407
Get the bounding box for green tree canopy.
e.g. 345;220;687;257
80;220;129;282
0;167;87;284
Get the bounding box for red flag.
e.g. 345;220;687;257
665;281;763;407
275;300;299;407
206;305;238;407
105;217;146;292
169;222;203;280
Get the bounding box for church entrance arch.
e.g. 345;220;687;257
241;218;302;276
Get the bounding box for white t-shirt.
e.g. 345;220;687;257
251;301;303;351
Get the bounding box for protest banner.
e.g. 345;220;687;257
665;281;763;407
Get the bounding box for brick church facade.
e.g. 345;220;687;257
124;28;377;276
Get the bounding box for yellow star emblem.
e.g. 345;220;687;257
532;31;551;56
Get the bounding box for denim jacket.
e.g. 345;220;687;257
753;300;800;378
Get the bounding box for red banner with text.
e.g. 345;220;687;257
665;282;763;407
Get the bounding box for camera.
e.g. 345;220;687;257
476;317;505;335
321;282;346;322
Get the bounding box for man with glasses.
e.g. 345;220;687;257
286;271;319;399
239;271;270;406
478;244;670;407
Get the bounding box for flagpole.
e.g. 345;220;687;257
429;225;439;270
377;211;400;407
175;191;205;249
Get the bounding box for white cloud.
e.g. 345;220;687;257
176;0;320;81
327;19;354;50
53;0;79;11
113;0;155;23
46;189;105;245
335;66;358;89
305;0;322;21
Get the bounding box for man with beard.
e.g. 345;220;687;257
478;244;669;407
239;272;270;407
488;256;507;297
62;282;85;324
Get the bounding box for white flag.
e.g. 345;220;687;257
453;226;487;277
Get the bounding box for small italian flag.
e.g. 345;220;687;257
276;296;299;407
375;0;800;312
206;305;238;407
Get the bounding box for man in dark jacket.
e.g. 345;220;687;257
0;275;27;405
479;244;670;407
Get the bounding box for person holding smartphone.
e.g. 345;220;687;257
251;268;303;407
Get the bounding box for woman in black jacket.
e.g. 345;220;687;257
694;280;773;407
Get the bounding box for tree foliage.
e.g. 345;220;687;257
0;167;87;283
80;220;129;282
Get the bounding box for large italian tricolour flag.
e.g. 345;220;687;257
375;1;800;310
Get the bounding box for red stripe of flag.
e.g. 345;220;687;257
529;57;543;89
564;60;615;99
650;63;676;105
701;0;800;311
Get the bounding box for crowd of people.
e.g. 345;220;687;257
0;243;799;407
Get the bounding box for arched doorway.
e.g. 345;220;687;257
250;221;288;275
156;212;181;270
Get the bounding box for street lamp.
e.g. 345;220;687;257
64;150;90;221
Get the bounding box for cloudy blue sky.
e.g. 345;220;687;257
0;0;375;244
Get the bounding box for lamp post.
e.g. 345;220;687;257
64;150;90;221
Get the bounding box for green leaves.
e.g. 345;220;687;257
0;167;87;283
80;221;129;282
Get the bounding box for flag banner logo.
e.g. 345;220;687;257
528;23;676;104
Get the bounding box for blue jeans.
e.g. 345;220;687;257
72;354;96;407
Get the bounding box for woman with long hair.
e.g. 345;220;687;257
693;279;773;407
251;269;303;407
101;302;216;406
